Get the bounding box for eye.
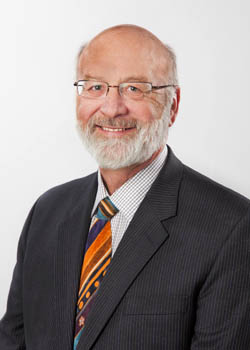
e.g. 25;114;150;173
127;85;140;93
84;82;106;96
90;84;103;91
121;83;146;99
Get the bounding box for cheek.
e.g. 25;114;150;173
150;103;165;120
148;95;166;120
76;98;99;124
127;103;152;123
131;104;162;123
130;94;166;123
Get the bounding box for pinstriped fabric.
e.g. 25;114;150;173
73;197;118;349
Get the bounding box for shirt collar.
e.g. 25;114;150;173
91;146;168;221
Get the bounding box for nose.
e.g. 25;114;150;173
99;86;128;118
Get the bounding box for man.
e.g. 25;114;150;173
0;24;249;350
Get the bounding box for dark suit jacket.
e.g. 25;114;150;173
0;147;250;349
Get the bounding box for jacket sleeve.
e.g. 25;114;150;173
0;202;37;350
191;208;250;349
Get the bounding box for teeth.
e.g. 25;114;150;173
102;127;124;132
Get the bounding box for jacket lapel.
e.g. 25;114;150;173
53;174;98;350
77;147;184;350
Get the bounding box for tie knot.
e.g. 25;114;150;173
96;197;119;221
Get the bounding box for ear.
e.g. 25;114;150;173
169;87;180;127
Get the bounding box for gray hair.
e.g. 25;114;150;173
164;43;178;86
77;43;87;61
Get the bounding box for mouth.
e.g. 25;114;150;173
96;125;136;135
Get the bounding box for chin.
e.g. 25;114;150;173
90;141;158;170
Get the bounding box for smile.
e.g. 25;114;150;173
102;127;125;132
96;125;136;134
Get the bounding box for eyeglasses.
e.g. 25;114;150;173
74;80;177;100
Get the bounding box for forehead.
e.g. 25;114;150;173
78;31;169;83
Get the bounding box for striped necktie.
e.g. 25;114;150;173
73;197;119;349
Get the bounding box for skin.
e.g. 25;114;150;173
76;25;180;194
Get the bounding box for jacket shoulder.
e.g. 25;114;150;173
33;172;98;217
182;164;250;221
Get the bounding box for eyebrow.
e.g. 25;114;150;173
82;74;150;83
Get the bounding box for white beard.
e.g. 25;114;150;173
76;105;171;170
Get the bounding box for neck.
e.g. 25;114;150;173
100;147;163;195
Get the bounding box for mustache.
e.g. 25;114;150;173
89;117;138;129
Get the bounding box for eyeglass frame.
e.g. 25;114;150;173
73;80;178;99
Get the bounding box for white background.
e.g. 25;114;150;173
0;0;249;315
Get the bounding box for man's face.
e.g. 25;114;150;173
76;30;172;169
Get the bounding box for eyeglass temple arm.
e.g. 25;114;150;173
152;84;177;90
